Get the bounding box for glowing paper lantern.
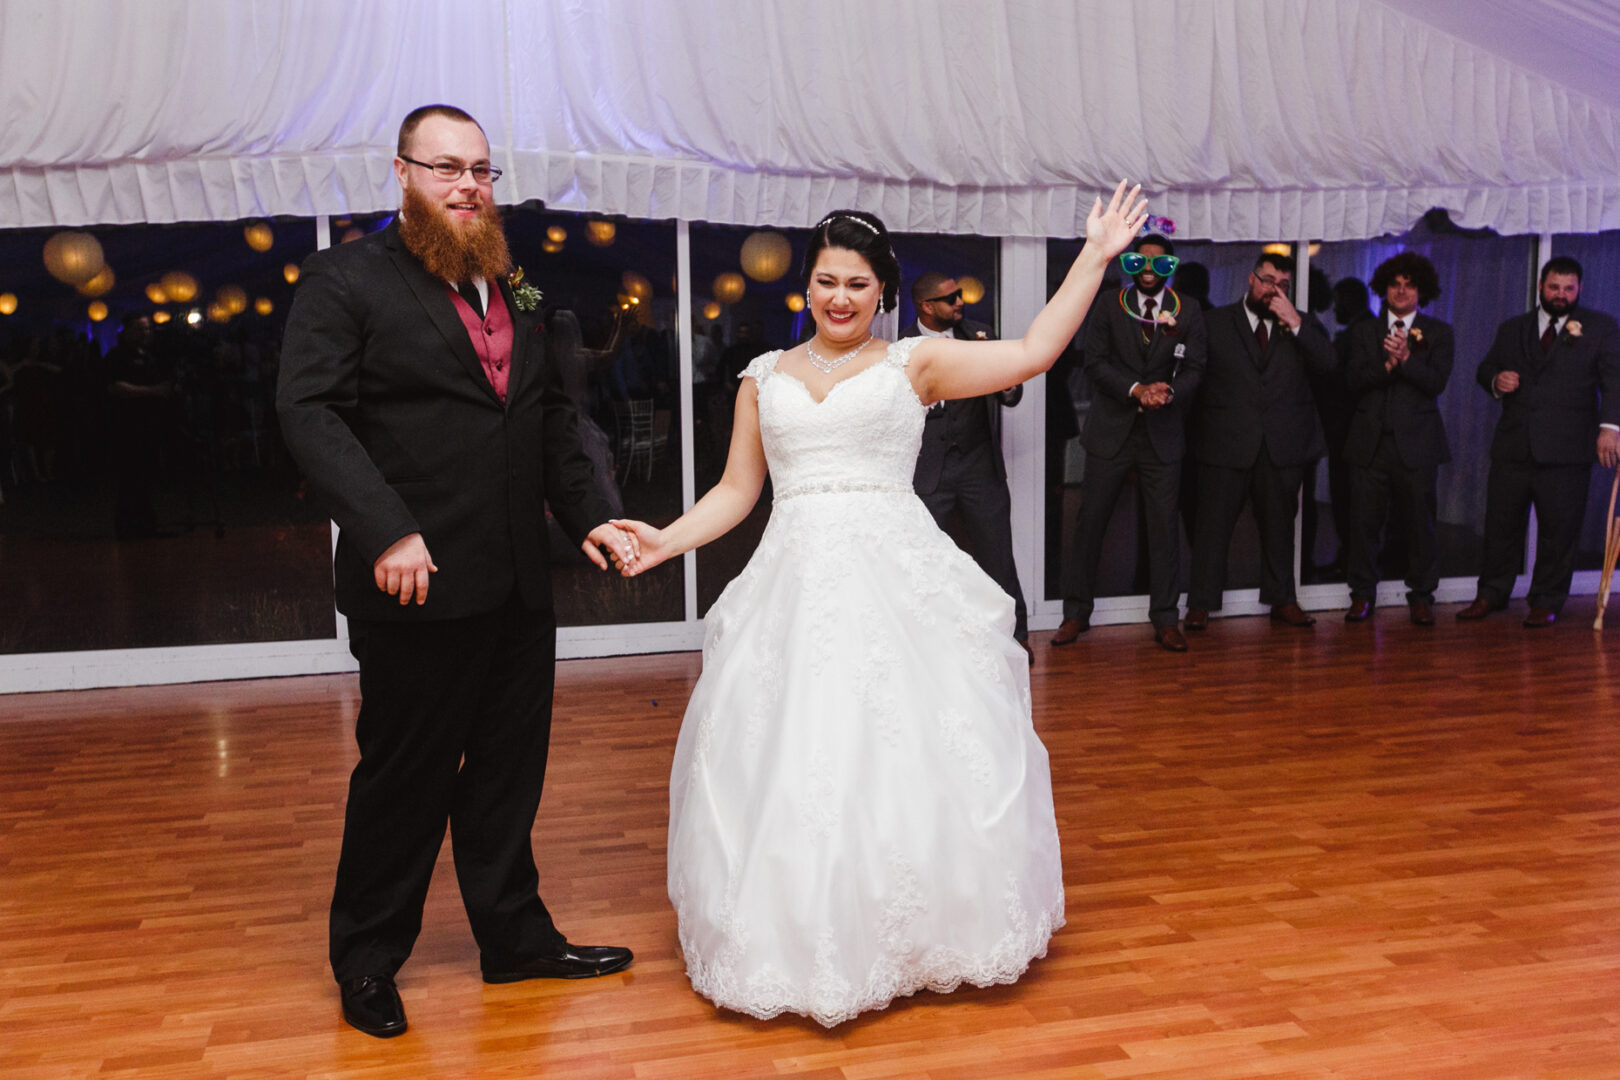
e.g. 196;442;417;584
254;297;273;316
542;239;563;254
282;262;301;284
785;293;805;312
77;264;116;297
546;225;567;244
957;276;986;305
1262;243;1292;257
702;301;721;320
145;283;169;304
740;230;792;282
152;309;171;324
621;271;653;301
160;271;199;302
585;220;616;246
244;222;275;252
0;293;17;315
87;301;109;322
713;272;746;304
43;231;105;286
217;284;248;314
208;302;231;323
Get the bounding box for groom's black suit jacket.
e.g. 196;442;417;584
277;221;611;622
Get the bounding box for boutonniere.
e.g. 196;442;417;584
1565;320;1583;339
974;330;988;340
1156;310;1178;330
1407;327;1424;345
508;266;542;313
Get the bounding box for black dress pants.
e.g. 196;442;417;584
1189;445;1303;610
1346;435;1439;605
331;592;565;982
1475;458;1591;613
920;441;1029;641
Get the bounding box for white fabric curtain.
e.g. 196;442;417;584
3;0;1618;238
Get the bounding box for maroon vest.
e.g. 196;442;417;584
446;282;515;402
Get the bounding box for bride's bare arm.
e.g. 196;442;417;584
909;180;1148;404
610;378;768;576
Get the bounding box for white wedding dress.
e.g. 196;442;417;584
668;337;1065;1027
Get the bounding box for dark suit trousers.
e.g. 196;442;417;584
1190;445;1303;610
920;441;1028;641
332;592;565;982
1062;421;1183;628
1346;436;1439;605
1476;459;1591;613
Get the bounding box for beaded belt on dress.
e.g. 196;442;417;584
773;480;912;502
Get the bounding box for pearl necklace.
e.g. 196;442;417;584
806;334;872;374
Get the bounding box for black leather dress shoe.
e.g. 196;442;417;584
1344;600;1372;622
1456;598;1499;620
1183;608;1209;631
482;942;634;983
1270;602;1316;627
1523;607;1558;628
1409;600;1435;626
341;974;407;1038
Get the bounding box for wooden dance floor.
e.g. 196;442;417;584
4;603;1619;1078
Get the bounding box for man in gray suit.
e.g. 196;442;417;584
1185;250;1336;630
1053;234;1206;652
1459;256;1620;626
904;272;1029;660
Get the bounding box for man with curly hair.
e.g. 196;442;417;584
1341;252;1454;625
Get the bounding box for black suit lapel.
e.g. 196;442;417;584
497;276;532;402
384;226;501;405
1234;305;1263;367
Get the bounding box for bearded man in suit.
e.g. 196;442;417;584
277;104;634;1039
1052;234;1206;652
903;272;1030;659
1184;250;1336;630
1342;252;1455;625
1458;256;1620;627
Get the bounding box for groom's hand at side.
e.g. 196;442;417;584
374;533;437;605
582;523;638;571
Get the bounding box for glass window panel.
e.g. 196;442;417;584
1314;216;1533;585
0;217;333;653
502;204;682;625
1551;231;1620;572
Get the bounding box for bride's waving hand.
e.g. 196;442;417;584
909;179;1148;405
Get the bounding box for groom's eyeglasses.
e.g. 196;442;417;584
400;155;503;184
922;289;963;305
1119;253;1180;277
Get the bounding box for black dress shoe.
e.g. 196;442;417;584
1344;600;1372;622
1409;601;1435;626
341;974;407;1038
1270;602;1316;627
1523;607;1558;628
482;942;634;984
1456;598;1499;621
1183;608;1209;631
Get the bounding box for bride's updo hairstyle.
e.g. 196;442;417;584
802;210;900;314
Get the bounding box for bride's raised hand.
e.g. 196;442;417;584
1085;180;1149;261
608;518;671;578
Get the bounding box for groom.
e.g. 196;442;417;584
277;104;633;1039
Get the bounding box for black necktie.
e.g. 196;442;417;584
1540;319;1557;354
1393;318;1405;335
458;280;485;319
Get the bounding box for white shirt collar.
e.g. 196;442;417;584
916;320;954;339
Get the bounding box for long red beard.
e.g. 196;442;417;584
397;184;512;283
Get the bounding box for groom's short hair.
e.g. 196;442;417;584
397;104;485;157
911;272;952;304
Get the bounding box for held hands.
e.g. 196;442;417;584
374;532;437;605
1599;428;1620;469
607;518;670;577
583;522;638;571
1084;180;1150;262
1494;370;1520;395
1383;328;1410;371
1132;382;1174;410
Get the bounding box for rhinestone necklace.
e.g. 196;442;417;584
806;334;873;374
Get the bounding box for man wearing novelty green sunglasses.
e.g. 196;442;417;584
1053;234;1206;653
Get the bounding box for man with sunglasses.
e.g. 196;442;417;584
1053;234;1206;652
1184;250;1335;631
278;104;634;1039
904;272;1030;659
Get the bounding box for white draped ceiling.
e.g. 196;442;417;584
3;0;1618;239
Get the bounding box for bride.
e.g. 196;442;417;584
609;181;1147;1026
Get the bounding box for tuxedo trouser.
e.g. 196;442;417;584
1346;435;1439;605
1475;458;1591;613
332;593;566;982
1189;447;1303;610
1062;422;1184;628
920;440;1029;641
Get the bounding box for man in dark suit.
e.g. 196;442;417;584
1052;234;1205;652
904;272;1030;659
1458;256;1620;627
1185;251;1335;630
1342;253;1454;625
277;105;633;1039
